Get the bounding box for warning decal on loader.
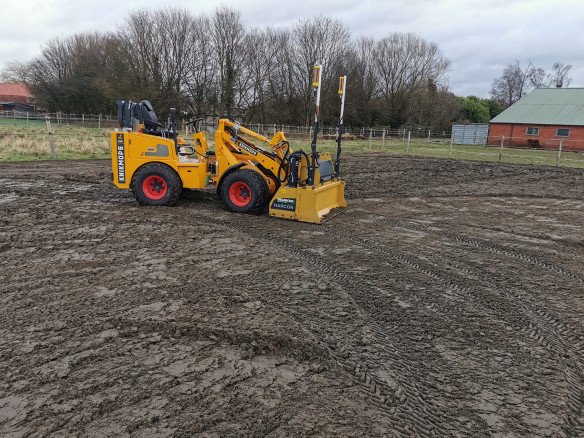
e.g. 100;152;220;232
271;198;296;211
236;141;258;156
116;134;125;184
144;144;169;157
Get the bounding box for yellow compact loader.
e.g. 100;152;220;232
111;65;347;224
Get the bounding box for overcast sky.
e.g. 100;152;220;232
1;0;583;96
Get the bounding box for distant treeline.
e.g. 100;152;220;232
1;7;500;129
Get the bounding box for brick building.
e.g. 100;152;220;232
488;88;584;151
0;83;36;112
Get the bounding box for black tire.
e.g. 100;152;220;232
180;188;192;199
130;163;182;206
221;169;269;214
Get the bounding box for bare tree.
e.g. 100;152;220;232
212;7;245;116
549;62;572;88
292;16;351;123
15;6;459;129
159;9;195;97
240;28;285;122
526;62;547;88
373;33;450;127
491;60;574;107
119;8;194;113
263;30;299;124
184;14;217;116
20;32;125;112
354;37;376;100
0;61;32;83
490;61;532;108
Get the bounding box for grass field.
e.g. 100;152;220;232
316;137;584;168
0;125;110;160
0;118;47;127
1;124;584;168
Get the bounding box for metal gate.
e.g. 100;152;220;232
452;124;488;145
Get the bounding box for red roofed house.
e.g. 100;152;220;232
0;83;37;113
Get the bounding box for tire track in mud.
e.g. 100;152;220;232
25;177;584;435
227;210;582;436
346;211;584;350
205;214;451;437
342;212;584;436
348;210;584;286
108;205;450;435
179;199;584;436
5;158;584;437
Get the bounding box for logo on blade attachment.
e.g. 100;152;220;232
271;198;296;211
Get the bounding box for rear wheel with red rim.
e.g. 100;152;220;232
142;175;168;200
130;163;182;206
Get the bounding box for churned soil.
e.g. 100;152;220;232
1;155;584;437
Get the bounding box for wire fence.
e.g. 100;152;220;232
0;110;119;129
198;120;452;142
1;110;451;141
1;110;584;168
335;133;584;168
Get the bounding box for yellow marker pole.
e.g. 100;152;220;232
308;64;323;186
335;75;347;176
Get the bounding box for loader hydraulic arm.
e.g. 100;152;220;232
215;118;291;182
220;119;288;155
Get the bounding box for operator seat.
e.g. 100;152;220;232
139;100;161;131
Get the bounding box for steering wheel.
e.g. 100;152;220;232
185;118;203;133
178;145;196;156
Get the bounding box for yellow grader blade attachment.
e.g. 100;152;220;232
268;179;347;224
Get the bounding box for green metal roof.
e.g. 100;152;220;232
490;88;584;126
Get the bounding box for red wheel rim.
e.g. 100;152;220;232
142;175;168;200
229;181;252;207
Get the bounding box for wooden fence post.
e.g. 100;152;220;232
557;139;563;167
427;129;431;143
498;136;505;163
382;128;386;150
98;114;102;131
46;116;56;160
407;131;411;154
369;128;373;150
449;130;453;158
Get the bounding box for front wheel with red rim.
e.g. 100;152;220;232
228;181;252;207
222;169;269;214
131;163;182;206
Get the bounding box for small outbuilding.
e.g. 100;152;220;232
0;83;36;113
488;88;584;151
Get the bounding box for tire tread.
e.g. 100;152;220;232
222;169;269;214
130;163;182;206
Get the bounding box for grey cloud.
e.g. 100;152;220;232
1;0;582;95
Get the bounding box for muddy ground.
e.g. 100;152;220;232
1;155;584;437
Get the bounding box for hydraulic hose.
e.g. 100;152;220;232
276;141;291;184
